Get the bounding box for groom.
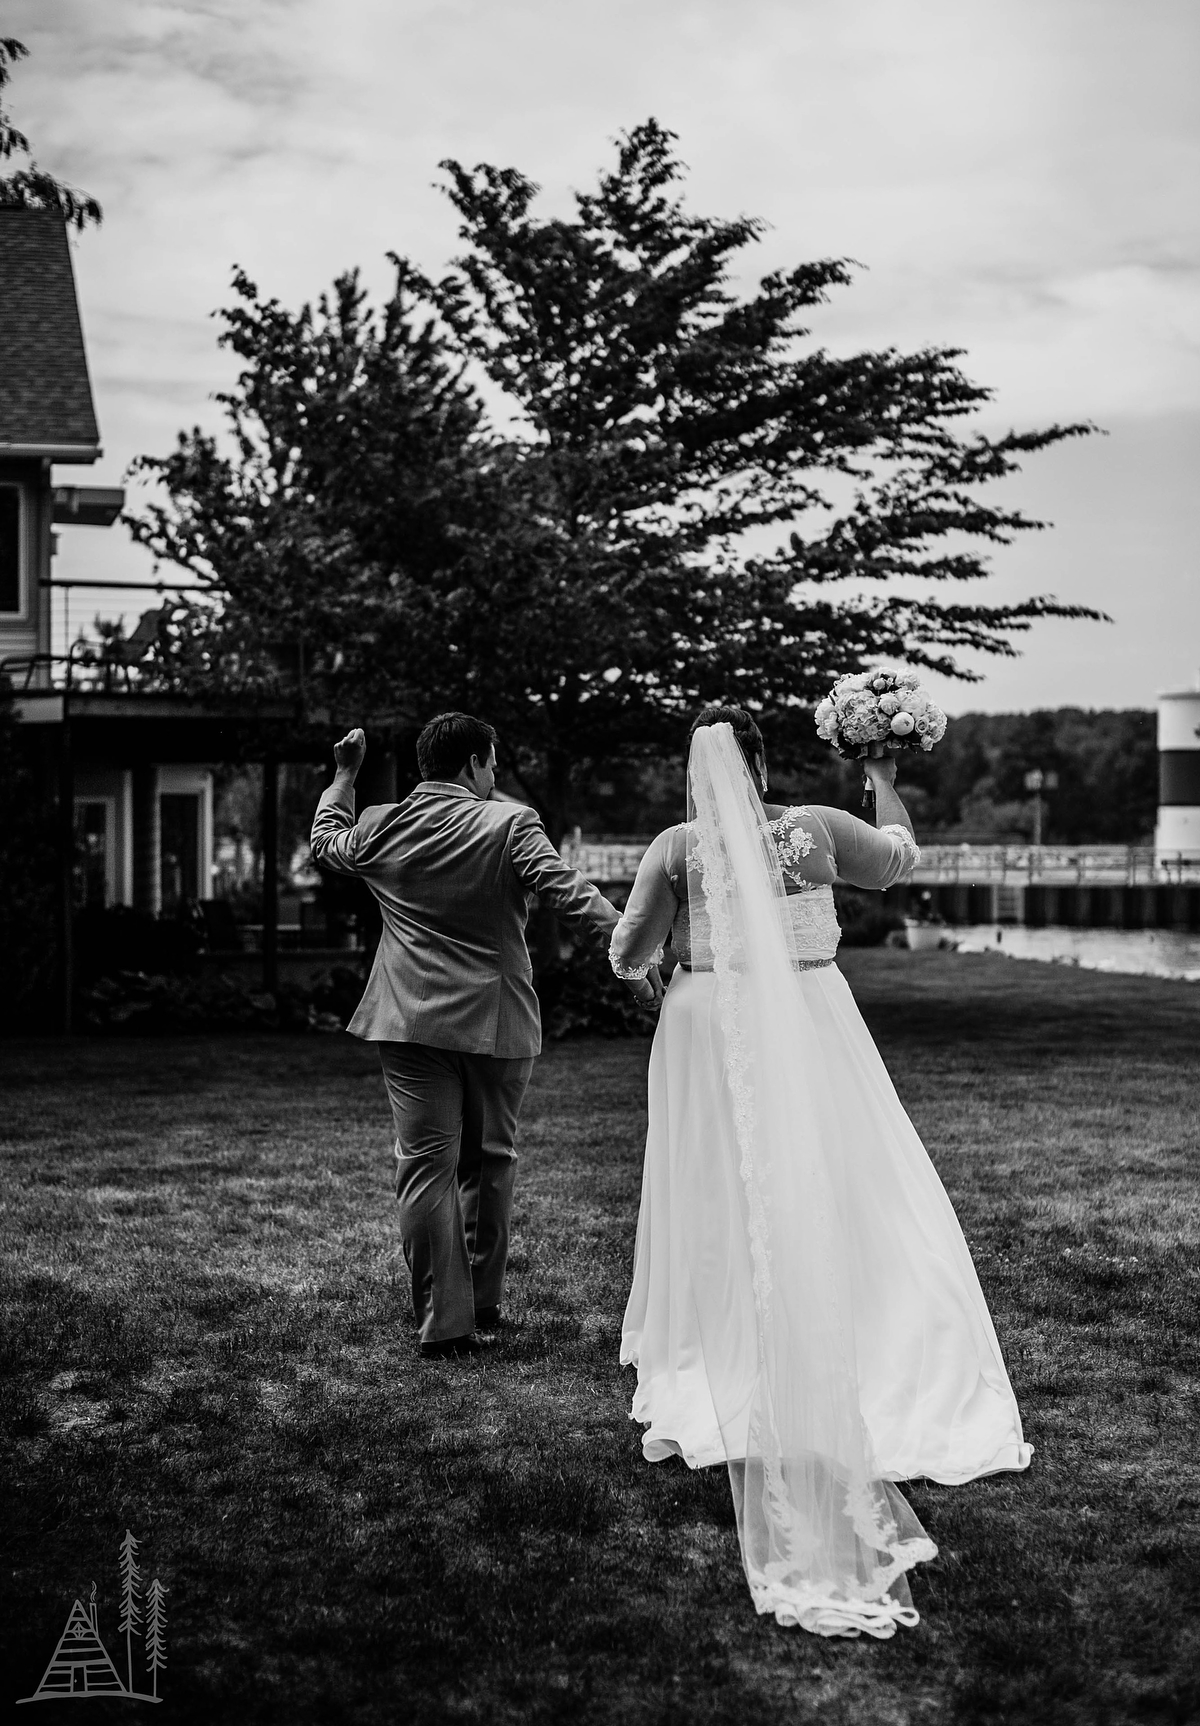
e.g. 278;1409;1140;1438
310;713;628;1359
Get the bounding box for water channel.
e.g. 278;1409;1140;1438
945;924;1200;983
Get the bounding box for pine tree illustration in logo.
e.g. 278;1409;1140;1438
118;1529;142;1695
145;1579;168;1699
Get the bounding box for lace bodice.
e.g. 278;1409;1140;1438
610;805;919;981
669;883;841;969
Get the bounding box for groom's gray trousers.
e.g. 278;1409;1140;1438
379;1042;533;1344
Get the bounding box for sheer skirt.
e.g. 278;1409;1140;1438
622;966;1031;1488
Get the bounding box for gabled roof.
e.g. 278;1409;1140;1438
0;210;100;461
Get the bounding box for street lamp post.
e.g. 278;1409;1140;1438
1023;768;1059;849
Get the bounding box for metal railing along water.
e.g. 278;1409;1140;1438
908;844;1186;886
559;837;1200;887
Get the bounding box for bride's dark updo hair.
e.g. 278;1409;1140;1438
688;704;765;776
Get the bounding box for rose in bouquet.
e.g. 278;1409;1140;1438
813;669;947;760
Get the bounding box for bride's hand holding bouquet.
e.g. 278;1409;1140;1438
814;670;948;807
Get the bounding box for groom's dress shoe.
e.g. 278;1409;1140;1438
474;1305;502;1330
420;1333;487;1360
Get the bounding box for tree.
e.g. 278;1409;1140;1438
117;1528;142;1696
424;121;1102;836
0;39;101;227
145;1577;167;1699
129;121;1103;842
127;263;489;712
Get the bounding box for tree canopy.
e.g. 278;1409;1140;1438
129;261;487;707
0;39;101;227
128;120;1102;839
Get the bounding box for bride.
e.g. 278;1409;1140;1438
609;705;1031;1637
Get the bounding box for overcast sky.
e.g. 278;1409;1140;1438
8;0;1199;712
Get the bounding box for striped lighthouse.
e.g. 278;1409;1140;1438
1156;679;1200;868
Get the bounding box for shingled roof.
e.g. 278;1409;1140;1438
0;210;100;461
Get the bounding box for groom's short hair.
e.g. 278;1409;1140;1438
417;712;499;781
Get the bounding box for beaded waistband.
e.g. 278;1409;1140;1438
678;957;835;974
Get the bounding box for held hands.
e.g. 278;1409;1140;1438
334;728;367;776
627;964;664;1012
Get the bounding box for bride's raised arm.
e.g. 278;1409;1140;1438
817;779;921;891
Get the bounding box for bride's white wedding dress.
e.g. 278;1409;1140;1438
609;727;1030;1638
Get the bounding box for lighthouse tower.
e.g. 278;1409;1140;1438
1156;680;1200;870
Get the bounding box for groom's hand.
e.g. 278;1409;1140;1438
334;728;367;776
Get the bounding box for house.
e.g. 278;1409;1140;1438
0;208;218;921
1;210;405;1029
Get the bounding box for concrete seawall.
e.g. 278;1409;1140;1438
881;882;1200;932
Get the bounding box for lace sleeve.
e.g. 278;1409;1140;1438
817;806;919;890
608;828;679;978
609;936;664;981
879;823;921;874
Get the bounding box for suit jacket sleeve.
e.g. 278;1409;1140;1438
310;778;361;877
508;809;621;942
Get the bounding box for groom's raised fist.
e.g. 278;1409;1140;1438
334;727;367;773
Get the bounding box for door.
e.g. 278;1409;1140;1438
160;792;200;912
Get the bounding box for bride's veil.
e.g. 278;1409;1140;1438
684;721;936;1636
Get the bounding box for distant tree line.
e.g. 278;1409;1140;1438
564;708;1157;847
887;708;1157;845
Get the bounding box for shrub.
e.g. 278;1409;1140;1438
74;904;205;984
534;933;655;1040
78;968;363;1036
833;885;905;948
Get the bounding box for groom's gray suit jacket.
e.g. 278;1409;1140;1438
310;779;619;1058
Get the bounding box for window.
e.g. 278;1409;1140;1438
160;793;200;912
0;485;20;614
74;801;109;908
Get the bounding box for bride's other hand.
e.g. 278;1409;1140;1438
626;966;663;1011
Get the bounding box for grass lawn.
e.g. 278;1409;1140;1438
1;949;1198;1725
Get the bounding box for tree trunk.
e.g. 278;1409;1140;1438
261;754;279;995
528;748;573;971
543;750;571;851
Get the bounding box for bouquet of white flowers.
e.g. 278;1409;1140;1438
814;669;948;767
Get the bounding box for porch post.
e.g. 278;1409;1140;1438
131;764;161;914
261;754;279;994
57;710;74;1035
